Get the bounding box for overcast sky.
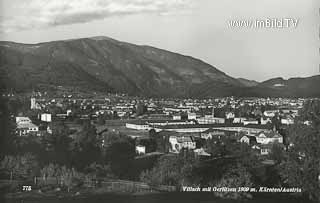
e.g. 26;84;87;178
0;0;319;81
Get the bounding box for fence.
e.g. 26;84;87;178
1;177;176;193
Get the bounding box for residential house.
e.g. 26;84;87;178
239;135;257;145
281;116;294;125
233;117;246;124
16;116;39;136
260;116;272;125
194;148;211;156
255;131;283;144
263;110;278;117
136;145;146;155
173;114;181;120
225;112;235;119
188;113;197;120
169;135;196;153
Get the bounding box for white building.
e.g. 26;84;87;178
233;117;246;124
136;145;146;155
30;97;41;110
188;113;197;120
125;123;150;131
16;116;39;136
255;131;283;145
169;135;196;153
16;117;32;124
281;117;294;125
225;112;235;119
261;117;272;125
243;119;259;125
263;110;278;117
197;117;225;124
41;113;52;122
173;114;181;120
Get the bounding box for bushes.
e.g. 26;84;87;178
40;164;84;192
140;150;199;187
0;153;39;180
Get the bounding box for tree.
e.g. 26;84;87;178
59;166;83;192
138;138;157;153
278;100;320;201
105;141;135;178
40;164;83;192
0;153;39;180
42;121;72;166
140;150;199;187
135;103;147;116
71;121;102;169
299;100;320;127
213;163;253;199
0;97;17;156
84;162;115;179
149;129;156;138
96;114;106;125
269;143;285;164
40;163;61;178
102;131;133;148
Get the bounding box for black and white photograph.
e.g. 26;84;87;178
0;0;319;202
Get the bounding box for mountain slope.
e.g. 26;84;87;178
254;76;320;97
237;78;258;87
0;37;242;97
1;36;319;98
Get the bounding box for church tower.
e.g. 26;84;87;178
31;97;36;109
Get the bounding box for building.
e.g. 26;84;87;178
201;129;229;140
41;113;52;122
260;117;272;125
126;119;195;131
259;143;285;155
194;148;211;156
136;145;146;155
16;116;39;136
172;114;181;120
239;135;257;145
281;116;294;125
260;144;271;155
30;97;36;109
16;117;32;124
169;135;196;153
188;113;197;120
125;122;150;131
243;119;259;125
225;112;235;119
233;117;246;124
154;123;272;134
263;110;279;117
197;116;225;124
255;131;283;144
147;120;195;126
30;97;41;110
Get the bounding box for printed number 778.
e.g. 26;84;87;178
22;186;32;191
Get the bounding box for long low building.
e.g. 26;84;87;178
152;123;273;134
126;119;196;131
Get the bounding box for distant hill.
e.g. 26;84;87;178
253;76;320;97
0;36;319;98
237;78;258;87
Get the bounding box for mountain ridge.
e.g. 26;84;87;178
1;36;319;98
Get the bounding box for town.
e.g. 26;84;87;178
1;91;319;201
7;91;306;157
